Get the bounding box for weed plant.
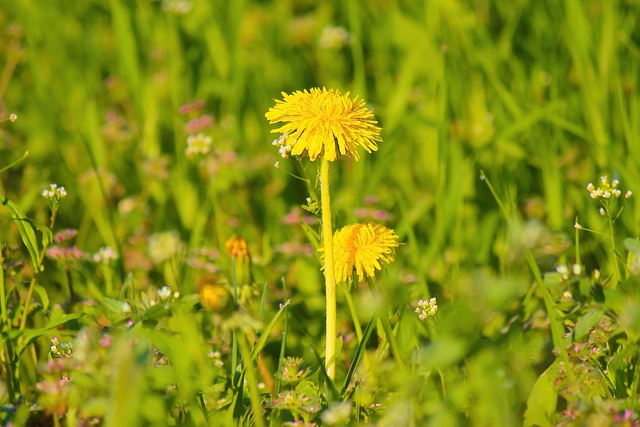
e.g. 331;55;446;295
1;0;640;426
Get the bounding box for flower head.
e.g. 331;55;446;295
331;223;399;283
185;133;213;158
198;281;234;314
415;298;438;321
225;235;250;261
46;246;84;263
265;88;382;161
277;356;308;384
42;184;67;203
92;246;119;264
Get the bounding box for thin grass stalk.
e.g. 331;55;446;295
237;330;265;427
375;299;405;371
231;257;239;386
608;217;622;284
18;208;58;335
341;283;363;343
0;234;16;401
0;235;7;326
320;158;337;380
341;282;370;373
524;250;575;383
275;277;289;397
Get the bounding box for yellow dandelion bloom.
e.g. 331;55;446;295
332;223;399;283
199;283;234;314
225;235;250;261
265;87;382;161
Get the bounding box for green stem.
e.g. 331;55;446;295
341;283;363;342
320;158;337;380
608;218;621;284
524;250;574;383
0;234;16;400
341;282;370;371
378;307;406;371
65;266;76;306
574;216;581;267
0;234;7;325
231;258;239;386
237;331;265;427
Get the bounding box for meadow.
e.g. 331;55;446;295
1;0;640;425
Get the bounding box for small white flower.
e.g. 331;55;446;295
122;302;132;314
599;207;606;216
185;133;213;158
415;297;438;320
93;246;118;264
626;191;633;199
572;264;582;276
42;184;67;201
556;264;569;279
158;286;172;300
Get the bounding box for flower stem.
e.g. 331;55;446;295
608;217;621;284
320;157;337;380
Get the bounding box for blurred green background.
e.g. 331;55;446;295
2;0;640;425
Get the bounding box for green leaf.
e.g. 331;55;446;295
103;297;128;315
0;151;29;175
603;288;625;313
1;197;41;270
33;284;50;312
524;366;557;427
13;312;84;355
119;272;135;300
250;301;287;361
140;303;171;322
300;222;322;264
624;238;640;255
609;344;638;372
574;309;604;340
341;315;377;396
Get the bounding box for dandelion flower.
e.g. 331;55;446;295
265;88;382;161
199;284;233;313
225;235;250;261
331;223;399;283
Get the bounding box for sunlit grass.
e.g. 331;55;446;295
1;0;640;425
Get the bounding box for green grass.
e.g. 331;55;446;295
1;0;640;425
